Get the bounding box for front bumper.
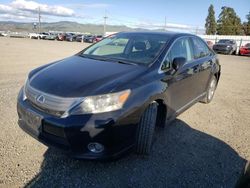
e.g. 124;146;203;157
17;88;139;160
213;47;232;54
239;49;250;55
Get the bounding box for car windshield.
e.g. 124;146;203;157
218;40;233;44
245;43;250;47
80;33;170;65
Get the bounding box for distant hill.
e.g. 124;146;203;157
0;21;153;34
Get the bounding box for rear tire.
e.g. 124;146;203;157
135;103;157;155
201;75;217;104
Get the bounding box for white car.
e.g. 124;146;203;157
0;33;8;37
39;33;49;39
29;33;40;39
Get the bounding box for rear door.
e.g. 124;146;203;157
190;37;214;95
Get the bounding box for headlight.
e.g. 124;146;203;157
67;89;131;115
227;45;231;48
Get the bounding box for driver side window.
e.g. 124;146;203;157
161;37;192;70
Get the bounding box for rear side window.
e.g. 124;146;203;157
161;37;193;70
192;38;211;59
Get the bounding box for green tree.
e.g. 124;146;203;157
205;4;217;35
217;6;243;35
243;11;250;35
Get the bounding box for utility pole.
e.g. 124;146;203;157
38;7;41;34
164;16;167;31
195;26;199;35
103;10;108;36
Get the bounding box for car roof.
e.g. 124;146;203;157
117;31;195;38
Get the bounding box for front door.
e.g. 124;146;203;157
160;37;201;113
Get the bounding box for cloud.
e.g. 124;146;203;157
0;13;35;21
11;0;75;17
65;3;110;9
0;4;36;20
0;0;75;21
0;4;15;14
80;3;110;8
0;0;113;23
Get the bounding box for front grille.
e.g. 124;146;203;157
25;81;80;117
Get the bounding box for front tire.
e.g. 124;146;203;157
135;102;157;155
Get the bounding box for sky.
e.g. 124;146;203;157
0;0;249;29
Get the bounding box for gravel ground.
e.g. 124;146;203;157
0;37;249;188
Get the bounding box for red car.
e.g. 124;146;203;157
239;43;250;56
57;33;66;41
94;35;103;42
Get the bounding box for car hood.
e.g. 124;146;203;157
29;55;146;97
214;43;231;47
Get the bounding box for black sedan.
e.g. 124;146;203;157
84;35;95;43
17;32;221;160
76;35;85;42
65;34;77;42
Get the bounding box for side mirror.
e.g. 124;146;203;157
172;57;186;71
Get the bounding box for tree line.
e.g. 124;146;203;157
205;5;250;35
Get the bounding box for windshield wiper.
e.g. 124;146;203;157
115;60;137;65
107;58;138;66
79;54;109;61
79;55;138;65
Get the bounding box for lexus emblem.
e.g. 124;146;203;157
36;95;45;104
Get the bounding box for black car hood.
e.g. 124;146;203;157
29;55;146;97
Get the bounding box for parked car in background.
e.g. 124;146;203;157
65;34;77;42
212;39;237;55
45;34;57;40
17;32;221;160
29;33;40;39
84;35;95;43
39;32;49;39
206;40;214;49
0;32;8;37
94;35;103;42
57;33;66;41
239;43;250;56
10;32;28;38
76;34;85;42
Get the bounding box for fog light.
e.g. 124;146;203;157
88;143;104;153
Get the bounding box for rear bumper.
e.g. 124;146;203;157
17;88;139;160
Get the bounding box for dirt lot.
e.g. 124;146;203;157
0;37;250;187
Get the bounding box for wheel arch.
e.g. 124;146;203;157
214;70;221;83
154;99;167;127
